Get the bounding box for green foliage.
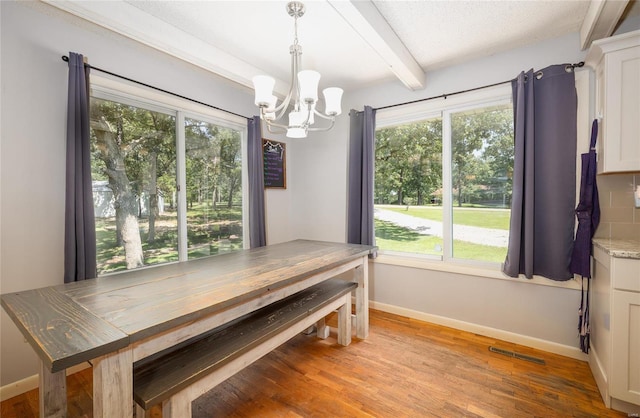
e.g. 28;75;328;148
91;99;177;203
451;106;513;207
185;118;242;209
375;118;442;205
374;104;513;208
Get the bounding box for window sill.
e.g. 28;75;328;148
373;253;582;290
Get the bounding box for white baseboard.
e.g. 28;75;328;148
370;300;589;361
0;362;90;402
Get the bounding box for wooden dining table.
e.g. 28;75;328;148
1;239;374;418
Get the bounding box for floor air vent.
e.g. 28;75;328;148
489;346;546;365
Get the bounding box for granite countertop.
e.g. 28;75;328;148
593;238;640;259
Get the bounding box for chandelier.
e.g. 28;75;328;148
252;1;343;138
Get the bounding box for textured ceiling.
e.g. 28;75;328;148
373;0;590;70
46;0;618;93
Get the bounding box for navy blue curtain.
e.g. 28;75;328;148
64;52;97;282
503;65;577;281
347;106;376;256
248;116;266;248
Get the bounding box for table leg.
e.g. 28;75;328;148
93;347;133;418
355;255;369;339
39;360;66;418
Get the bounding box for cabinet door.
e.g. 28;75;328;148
602;46;640;173
611;289;640;404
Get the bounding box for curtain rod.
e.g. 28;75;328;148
61;55;252;120
374;61;584;112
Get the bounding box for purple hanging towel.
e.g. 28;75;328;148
570;119;600;278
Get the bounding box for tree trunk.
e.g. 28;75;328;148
115;206;123;246
148;152;157;243
397;169;404;205
92;116;144;270
227;182;234;209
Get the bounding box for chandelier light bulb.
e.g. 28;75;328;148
323;87;343;116
287;111;307;138
252;75;275;107
298;70;320;103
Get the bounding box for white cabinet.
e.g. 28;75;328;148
586;30;640;174
611;289;640;405
590;243;640;414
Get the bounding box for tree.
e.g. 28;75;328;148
91;101;144;269
375;118;442;205
481;109;514;206
451;112;485;206
451;106;513;207
91;98;176;269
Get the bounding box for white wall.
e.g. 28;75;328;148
0;1;271;388
290;32;591;357
288;114;351;242
265;135;294;245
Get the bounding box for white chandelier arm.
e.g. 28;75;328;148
312;109;336;120
307;118;335;132
264;122;288;135
259;108;289;130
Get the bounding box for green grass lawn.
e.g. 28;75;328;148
96;204;243;275
381;205;510;230
374;206;509;263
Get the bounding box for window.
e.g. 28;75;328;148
374;86;513;266
90;81;247;275
184;117;243;258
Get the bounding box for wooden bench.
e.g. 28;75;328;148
133;278;357;417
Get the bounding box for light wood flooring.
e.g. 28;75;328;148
1;309;626;417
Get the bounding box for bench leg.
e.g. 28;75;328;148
134;403;148;418
337;295;352;346
316;317;330;339
162;391;191;418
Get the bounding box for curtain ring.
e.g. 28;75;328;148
535;71;543;80
565;65;574;73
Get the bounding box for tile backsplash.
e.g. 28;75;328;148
594;173;640;240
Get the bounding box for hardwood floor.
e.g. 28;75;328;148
1;309;626;417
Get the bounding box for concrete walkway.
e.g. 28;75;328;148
374;207;509;247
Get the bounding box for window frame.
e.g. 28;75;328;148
90;74;249;274
375;83;512;270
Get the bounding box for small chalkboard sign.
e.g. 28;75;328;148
263;139;286;188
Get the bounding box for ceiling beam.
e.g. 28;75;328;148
580;0;630;50
327;0;425;91
43;0;290;97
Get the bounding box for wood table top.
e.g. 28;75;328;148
1;240;374;372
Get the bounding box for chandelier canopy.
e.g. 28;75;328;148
252;1;343;139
